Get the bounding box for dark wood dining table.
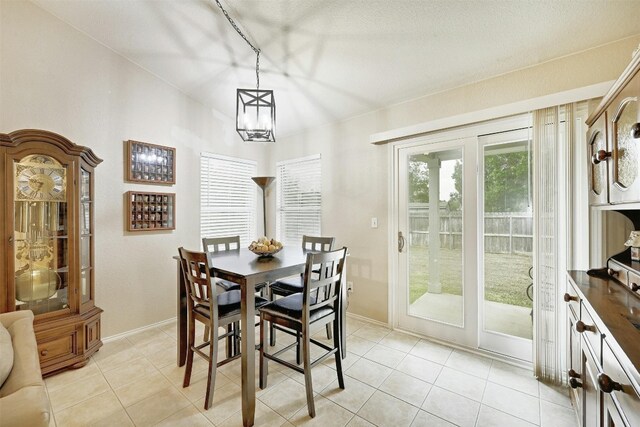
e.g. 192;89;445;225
175;246;347;427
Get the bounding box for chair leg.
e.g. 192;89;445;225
204;321;219;410
296;332;302;365
225;324;234;358
302;328;315;418
259;316;268;389
183;317;196;388
325;322;332;340
203;326;209;343
269;289;276;347
333;319;345;389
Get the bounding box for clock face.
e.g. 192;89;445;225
15;159;66;202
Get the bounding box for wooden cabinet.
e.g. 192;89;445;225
0;129;103;375
587;49;640;205
565;272;640;427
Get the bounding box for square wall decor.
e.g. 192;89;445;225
126;191;175;231
125;140;175;184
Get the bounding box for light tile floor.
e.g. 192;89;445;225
44;317;578;427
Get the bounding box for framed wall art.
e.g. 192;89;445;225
126;191;175;231
125;140;175;185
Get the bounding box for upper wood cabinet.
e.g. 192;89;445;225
0;129;103;375
587;49;640;206
587;113;609;205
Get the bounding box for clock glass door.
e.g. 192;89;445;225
80;168;93;305
13;154;70;315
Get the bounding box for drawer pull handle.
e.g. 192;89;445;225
575;321;596;333
563;293;578;303
632;122;640;139
591;149;612;165
568;369;581;379
607;268;619;277
632;283;640;293
569;378;583;389
598;373;623;393
40;349;48;356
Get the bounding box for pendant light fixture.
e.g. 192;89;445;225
215;0;276;142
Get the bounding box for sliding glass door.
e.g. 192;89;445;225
478;129;533;361
396;137;478;346
395;116;533;361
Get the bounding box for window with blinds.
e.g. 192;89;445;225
200;153;257;245
276;154;321;245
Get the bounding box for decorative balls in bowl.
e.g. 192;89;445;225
248;237;283;257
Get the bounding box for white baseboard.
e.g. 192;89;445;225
346;311;390;328
102;317;177;343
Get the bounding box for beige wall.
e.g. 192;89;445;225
269;35;640;324
3;0;640;333
0;1;269;337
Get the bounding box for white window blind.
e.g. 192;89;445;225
276;155;321;245
200;153;257;246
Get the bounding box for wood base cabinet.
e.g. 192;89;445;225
0;130;103;375
566;272;640;427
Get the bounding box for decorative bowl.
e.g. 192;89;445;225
249;246;283;257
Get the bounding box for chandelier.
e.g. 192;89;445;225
215;0;276;143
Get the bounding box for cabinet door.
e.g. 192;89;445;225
607;70;640;204
582;338;602;427
588;114;609;205
568;308;583;410
601;341;640;427
10;152;75;318
603;395;628;427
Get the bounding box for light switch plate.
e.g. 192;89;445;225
371;217;378;228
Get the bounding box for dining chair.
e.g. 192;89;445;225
259;247;348;418
178;247;268;410
202;236;243;292
268;235;335;360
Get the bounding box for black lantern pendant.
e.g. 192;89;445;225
215;0;276;143
237;88;276;142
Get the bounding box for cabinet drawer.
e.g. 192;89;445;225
36;326;80;366
565;279;581;317
607;259;628;288
578;304;602;358
602;340;640;427
627;270;640;296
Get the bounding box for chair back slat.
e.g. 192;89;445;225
302;248;347;315
301;235;335;252
179;247;216;309
202;236;241;253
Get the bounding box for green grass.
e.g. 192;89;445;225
409;245;532;308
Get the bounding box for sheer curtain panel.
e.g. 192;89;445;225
532;104;573;383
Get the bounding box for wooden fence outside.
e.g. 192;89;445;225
409;205;532;254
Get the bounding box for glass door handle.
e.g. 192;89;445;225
398;231;405;253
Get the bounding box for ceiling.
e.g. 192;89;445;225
32;0;640;138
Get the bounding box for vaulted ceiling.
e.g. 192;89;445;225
33;0;640;138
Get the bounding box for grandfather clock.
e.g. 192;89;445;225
0;129;103;375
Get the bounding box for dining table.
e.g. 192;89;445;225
175;246;347;427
